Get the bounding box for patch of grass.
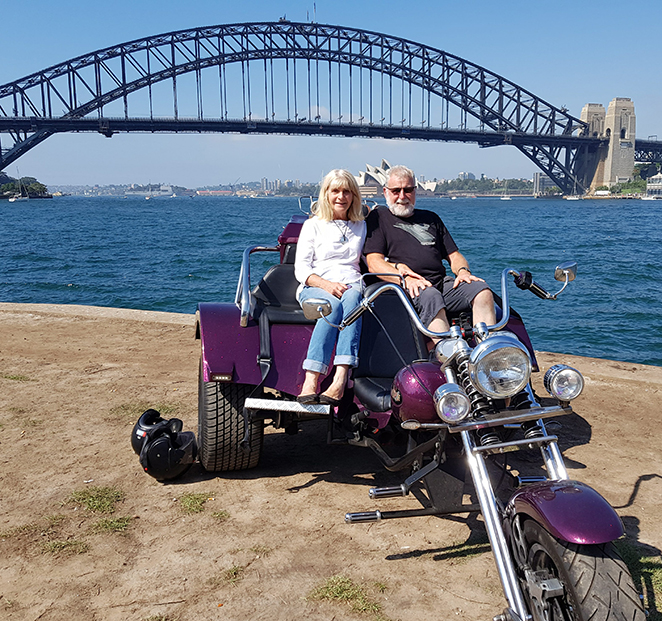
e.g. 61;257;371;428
250;545;272;557
0;522;39;539
19;417;42;428
92;516;133;534
178;492;211;514
615;539;662;620
309;575;383;615
46;514;67;528
110;402;180;422
69;486;124;514
223;564;245;585
1;373;33;381
212;510;230;522
42;539;89;555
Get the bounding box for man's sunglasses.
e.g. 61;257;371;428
385;186;416;195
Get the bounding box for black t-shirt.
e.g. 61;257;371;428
363;207;458;289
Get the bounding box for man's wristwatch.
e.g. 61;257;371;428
457;266;471;275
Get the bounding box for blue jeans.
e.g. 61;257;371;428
298;285;363;375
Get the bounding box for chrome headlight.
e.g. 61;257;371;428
544;364;584;401
468;335;531;398
433;383;472;423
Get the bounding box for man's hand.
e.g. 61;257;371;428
453;270;485;289
394;262;432;297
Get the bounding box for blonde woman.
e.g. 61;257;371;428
294;169;367;405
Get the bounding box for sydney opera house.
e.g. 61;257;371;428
355;160;437;198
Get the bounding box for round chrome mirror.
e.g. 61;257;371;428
554;261;577;283
302;298;332;320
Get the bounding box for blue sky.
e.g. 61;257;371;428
1;0;659;187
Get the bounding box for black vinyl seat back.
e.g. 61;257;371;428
353;283;428;411
252;263;312;324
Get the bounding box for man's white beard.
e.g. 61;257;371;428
389;202;415;217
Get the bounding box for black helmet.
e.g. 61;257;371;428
131;409;166;455
131;410;198;481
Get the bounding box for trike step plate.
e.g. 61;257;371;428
244;397;330;415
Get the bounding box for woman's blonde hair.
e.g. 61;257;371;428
314;169;364;222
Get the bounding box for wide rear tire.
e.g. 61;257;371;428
521;520;645;621
198;362;264;472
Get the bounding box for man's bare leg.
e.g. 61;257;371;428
427;309;450;346
471;289;497;326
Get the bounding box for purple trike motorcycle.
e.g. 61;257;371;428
196;213;644;621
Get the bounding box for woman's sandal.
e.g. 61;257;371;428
318;393;341;406
296;393;319;404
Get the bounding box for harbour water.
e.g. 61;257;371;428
1;195;660;366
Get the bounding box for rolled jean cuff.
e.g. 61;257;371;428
333;354;359;368
303;358;329;375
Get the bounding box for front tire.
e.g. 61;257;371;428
198;363;264;472
521;520;645;621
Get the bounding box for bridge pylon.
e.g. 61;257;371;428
581;98;636;192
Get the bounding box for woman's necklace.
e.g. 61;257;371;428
333;219;350;243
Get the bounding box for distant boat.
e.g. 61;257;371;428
564;196;582;201
501;181;511;200
641;196;659;201
8;168;29;202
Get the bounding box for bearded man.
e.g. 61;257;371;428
363;165;496;338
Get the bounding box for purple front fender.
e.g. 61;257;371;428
507;480;623;544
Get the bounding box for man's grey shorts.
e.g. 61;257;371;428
412;276;490;327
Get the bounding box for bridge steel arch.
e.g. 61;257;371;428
0;21;603;193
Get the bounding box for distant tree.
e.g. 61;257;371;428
26;181;48;195
637;164;658;180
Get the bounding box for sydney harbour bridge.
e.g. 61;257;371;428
1;21;661;194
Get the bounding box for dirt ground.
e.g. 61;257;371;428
0;303;661;621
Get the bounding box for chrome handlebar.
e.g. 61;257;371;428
340;265;575;338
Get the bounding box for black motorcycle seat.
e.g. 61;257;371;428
353;376;393;412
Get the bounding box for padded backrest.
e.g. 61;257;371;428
252;263;300;309
354;284;428;379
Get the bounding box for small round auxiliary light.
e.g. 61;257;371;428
433;383;471;423
544;364;584;401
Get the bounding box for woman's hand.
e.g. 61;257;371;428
321;280;349;299
306;274;348;299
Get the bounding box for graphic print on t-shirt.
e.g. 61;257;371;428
393;221;436;246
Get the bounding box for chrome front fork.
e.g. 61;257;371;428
461;429;531;621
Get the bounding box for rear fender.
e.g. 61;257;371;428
507;480;623;544
197;302;314;395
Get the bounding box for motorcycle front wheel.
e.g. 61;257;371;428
522;520;645;621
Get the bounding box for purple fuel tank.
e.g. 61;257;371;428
391;361;446;424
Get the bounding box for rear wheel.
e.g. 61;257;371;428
198;362;264;471
520;520;645;621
